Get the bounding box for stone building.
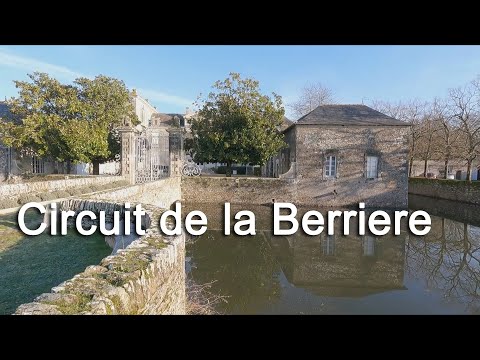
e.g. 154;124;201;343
264;105;410;208
131;89;159;128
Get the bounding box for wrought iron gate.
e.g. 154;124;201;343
135;132;170;184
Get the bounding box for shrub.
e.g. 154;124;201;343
89;185;102;192
67;188;84;196
0;199;20;210
38;192;58;201
214;166;247;175
17;194;41;205
52;190;71;199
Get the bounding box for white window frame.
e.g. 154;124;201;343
324;155;337;178
366;155;378;179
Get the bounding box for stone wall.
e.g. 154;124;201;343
0;175;125;198
182;176;296;205
183;161;408;208
409;177;480;205
86;176;181;208
15;199;186;315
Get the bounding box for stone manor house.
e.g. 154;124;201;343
263;105;411;208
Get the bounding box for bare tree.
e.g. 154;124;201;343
416;99;455;177
433;98;463;179
448;80;480;181
289;82;335;119
371;99;428;177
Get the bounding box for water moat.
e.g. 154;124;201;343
185;195;480;314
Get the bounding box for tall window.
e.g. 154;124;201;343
322;234;335;256
324;155;337;177
366;156;378;179
362;236;376;256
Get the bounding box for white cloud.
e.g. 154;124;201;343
137;88;193;108
0;47;193;109
0;48;85;79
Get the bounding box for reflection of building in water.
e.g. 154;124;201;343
322;235;335;256
267;229;406;297
363;235;376;256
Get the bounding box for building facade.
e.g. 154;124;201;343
264;105;410;208
131;90;159;128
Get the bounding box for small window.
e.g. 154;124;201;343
324;155;337;178
366;156;378;179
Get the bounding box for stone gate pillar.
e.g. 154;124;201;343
120;127;136;185
168;129;184;177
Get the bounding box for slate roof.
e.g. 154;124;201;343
279;116;293;131
294;104;408;127
151;113;185;127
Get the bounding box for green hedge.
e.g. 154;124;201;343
409;177;480;187
213;166;263;176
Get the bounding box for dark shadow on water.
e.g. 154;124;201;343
186;200;480;314
0;212;111;315
409;194;480;227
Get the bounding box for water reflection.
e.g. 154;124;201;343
187;231;282;314
185;198;480;314
406;216;480;313
265;231;405;299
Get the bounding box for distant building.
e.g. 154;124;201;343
263;105;410;208
130;89;159;128
410;159;479;180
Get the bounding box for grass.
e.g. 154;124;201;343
0;210;111;314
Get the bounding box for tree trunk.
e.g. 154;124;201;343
423;158;428;177
443;159;449;179
466;160;472;182
409;157;414;177
225;162;232;177
92;160;100;175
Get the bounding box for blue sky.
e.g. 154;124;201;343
1;45;480;118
